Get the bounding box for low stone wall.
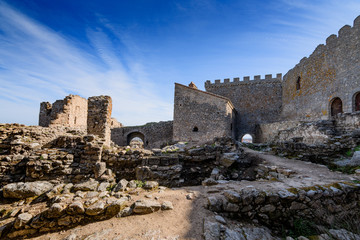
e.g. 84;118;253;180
335;112;360;134
111;121;173;149
207;182;360;231
259;112;360;145
0;180;172;239
258;120;334;145
0;125;248;187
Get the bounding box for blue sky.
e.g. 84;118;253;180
1;0;360;126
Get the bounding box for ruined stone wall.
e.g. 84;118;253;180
110;118;123;129
111;121;173;149
207;182;360;232
173;83;235;143
39;95;87;129
282;16;360;121
205;74;282;142
0;124;241;187
87;96;112;146
259;111;360;145
334;112;360;134
257;121;303;143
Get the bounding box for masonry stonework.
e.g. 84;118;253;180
39;95;87;128
282;16;360;121
173;83;235;143
87;96;112;146
37;16;360;148
111;121;173;149
205;74;282;142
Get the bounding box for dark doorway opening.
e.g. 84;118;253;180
354;92;360;111
331;97;343;117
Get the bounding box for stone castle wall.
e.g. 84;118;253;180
205;74;282;142
111;121;173;149
281;16;360;121
39;95;88;129
173;83;235;143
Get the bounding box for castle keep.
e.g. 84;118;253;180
39;15;360;148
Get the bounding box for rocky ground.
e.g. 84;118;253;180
1;147;359;240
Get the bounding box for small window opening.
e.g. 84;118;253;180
241;134;253;143
74;117;77;125
192;126;198;132
230;123;233;130
296;76;301;90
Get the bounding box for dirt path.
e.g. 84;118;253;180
30;148;359;240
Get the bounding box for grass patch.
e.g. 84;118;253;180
284;219;318;239
134;180;144;188
328;164;360;174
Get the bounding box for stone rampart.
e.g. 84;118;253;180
205;74;282;142
111;121;173;149
205;73;282;87
282;16;360;121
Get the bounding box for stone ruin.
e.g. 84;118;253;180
39;95;116;147
1;15;360;240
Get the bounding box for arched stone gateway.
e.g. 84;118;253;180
127;132;145;146
330;97;343;117
241;133;253;143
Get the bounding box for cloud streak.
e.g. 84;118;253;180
0;1;173;126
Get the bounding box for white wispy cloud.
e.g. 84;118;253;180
0;1;173;126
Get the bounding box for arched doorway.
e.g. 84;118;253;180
127;132;145;146
241;134;253;143
354;92;360;112
330;97;343;117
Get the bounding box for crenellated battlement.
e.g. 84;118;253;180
205;73;282;88
299;16;360;63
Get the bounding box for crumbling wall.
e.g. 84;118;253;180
281;16;360;121
110;118;123;128
87;96;112;146
205;74;282;142
39;95;87;129
207;182;360;232
173;83;235;143
111;121;173;149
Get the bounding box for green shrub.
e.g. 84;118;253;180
134;180;144;188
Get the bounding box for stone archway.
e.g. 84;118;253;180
241;133;253;143
354;92;360;112
330;97;343;117
127;132;145;146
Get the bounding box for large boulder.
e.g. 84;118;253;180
113;179;129;192
132;200;161;214
73;179;99;192
349;151;360;166
220;153;239;167
3;181;54;199
14;213;33;229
